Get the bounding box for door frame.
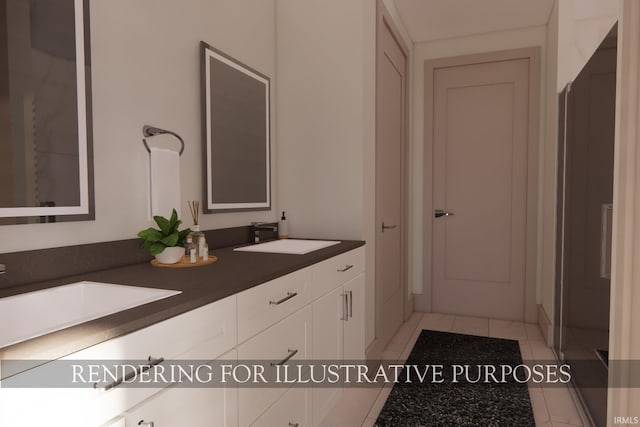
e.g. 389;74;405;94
608;0;640;418
422;48;541;322
374;0;411;348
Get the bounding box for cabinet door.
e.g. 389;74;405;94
252;388;311;427
124;351;238;427
311;286;345;425
343;274;365;360
124;385;237;427
237;306;312;427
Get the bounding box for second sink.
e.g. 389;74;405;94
234;239;340;255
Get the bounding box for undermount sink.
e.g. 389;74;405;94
0;281;181;349
234;239;340;255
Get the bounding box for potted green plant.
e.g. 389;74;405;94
137;209;191;264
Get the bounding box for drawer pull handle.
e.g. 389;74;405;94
271;349;298;366
347;290;353;318
337;264;354;272
270;292;298;305
341;293;348;321
97;356;165;391
289;423;299;427
138;421;155;427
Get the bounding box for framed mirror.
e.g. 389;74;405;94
0;0;93;224
201;41;271;213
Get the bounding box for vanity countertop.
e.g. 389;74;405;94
0;240;364;361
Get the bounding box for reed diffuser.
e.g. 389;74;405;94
187;201;205;257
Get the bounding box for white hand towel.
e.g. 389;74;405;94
149;146;181;219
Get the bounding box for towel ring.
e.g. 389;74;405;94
142;125;185;156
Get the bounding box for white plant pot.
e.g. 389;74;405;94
155;246;185;264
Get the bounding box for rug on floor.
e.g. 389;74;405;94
375;330;535;427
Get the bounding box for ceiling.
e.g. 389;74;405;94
393;0;556;43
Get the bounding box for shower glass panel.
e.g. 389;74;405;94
554;25;617;427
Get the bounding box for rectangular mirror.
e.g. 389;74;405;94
201;41;270;212
0;0;93;224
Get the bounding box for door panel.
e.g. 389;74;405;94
375;19;406;347
432;58;530;320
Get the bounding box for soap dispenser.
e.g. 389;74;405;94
278;211;289;239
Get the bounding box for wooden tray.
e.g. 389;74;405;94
151;255;218;268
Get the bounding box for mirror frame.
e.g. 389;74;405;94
0;0;94;223
200;41;271;213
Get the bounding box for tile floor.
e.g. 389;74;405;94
320;312;588;427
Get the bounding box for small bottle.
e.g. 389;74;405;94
278;211;289;239
202;242;209;261
199;235;208;260
185;236;197;264
188;225;205;257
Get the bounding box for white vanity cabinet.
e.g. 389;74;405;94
1;245;366;427
234;246;365;427
1;294;238;427
311;248;365;426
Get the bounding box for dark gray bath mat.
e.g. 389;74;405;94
375;330;535;427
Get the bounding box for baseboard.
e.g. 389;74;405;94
537;304;552;347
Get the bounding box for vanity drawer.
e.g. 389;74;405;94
237;267;311;343
312;247;364;299
68;294;237;362
252;387;311;427
237;305;312;427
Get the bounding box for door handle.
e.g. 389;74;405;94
381;222;398;232
434;209;454;218
138;421;154;427
600;203;613;279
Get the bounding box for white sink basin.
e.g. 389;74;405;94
234;239;340;255
0;281;181;349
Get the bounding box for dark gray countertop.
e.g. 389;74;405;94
0;240;364;361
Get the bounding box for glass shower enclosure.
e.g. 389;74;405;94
553;25;617;427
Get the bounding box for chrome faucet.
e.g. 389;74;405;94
251;222;278;243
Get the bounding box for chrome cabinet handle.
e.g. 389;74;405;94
347;290;353;318
289;423;299;427
0;264;5;275
381;222;397;232
434;209;454;218
271;349;298;366
138;421;154;427
98;356;165;391
341;293;348;321
337;264;353;272
269;292;297;305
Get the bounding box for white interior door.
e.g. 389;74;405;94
431;57;531;321
376;16;407;347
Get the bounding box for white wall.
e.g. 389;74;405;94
0;0;277;254
557;0;621;92
540;1;560;325
409;26;548;312
275;0;377;346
